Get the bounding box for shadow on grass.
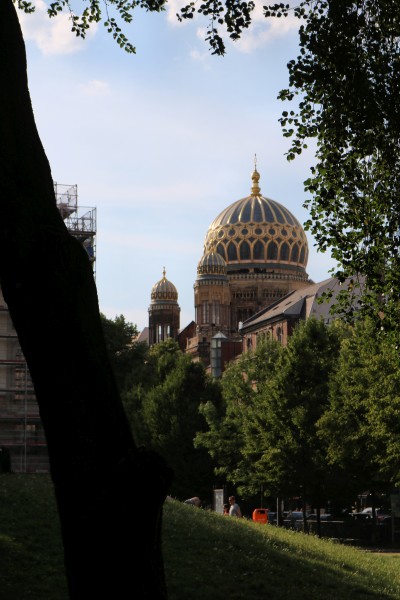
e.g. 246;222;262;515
163;499;400;600
1;475;399;600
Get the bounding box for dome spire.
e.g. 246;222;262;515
251;154;261;196
162;266;166;279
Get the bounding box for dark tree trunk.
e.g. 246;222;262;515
0;2;173;598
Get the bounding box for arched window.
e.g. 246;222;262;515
291;244;299;262
267;241;278;260
280;242;289;261
216;243;226;261
227;242;238;261
299;246;305;263
240;241;250;260
253;240;264;260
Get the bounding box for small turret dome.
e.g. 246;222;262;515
151;268;178;304
197;249;227;277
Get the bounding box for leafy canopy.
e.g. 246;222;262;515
319;317;400;492
267;0;400;337
100;313;147;393
123;338;222;501
15;0;257;55
240;318;344;505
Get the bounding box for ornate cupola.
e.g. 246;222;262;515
200;158;311;329
148;268;180;345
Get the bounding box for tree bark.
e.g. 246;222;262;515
0;2;173;597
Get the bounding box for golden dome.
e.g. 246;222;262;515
151;268;178;303
203;167;309;274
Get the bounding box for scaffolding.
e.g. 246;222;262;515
54;182;97;276
0;183;97;472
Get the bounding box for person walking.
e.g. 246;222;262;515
228;495;242;518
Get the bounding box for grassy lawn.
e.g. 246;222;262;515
0;474;67;600
1;474;400;600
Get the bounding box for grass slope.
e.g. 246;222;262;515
1;474;400;600
164;499;400;599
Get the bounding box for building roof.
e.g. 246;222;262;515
135;327;149;344
240;277;346;332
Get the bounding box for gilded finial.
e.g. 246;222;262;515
251;155;261;196
163;267;166;279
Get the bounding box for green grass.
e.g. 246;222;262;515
1;475;400;600
0;474;67;600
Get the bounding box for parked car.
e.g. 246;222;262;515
284;511;304;528
348;512;373;521
288;510;304;520
361;507;391;521
308;513;333;521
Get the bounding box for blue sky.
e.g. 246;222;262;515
17;1;336;332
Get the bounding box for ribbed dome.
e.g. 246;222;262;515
203;168;309;273
151;268;178;303
197;250;227;277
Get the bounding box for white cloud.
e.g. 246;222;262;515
17;0;97;55
189;48;211;67
168;0;299;55
165;0;188;24
79;80;110;96
235;11;299;53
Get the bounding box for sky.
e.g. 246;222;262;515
17;0;337;333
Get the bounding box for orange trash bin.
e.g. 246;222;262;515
252;508;268;524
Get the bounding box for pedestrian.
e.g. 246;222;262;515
228;495;242;518
223;503;229;515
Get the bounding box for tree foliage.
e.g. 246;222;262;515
196;321;367;513
195;335;283;493
100;312;148;393
15;0;257;55
124;339;222;502
266;0;400;336
241;319;345;508
319;318;400;494
15;0;168;52
197;315;400;513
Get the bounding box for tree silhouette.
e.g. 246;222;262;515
1;2;172;597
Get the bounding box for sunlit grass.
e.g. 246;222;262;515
163;499;400;600
1;474;399;600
